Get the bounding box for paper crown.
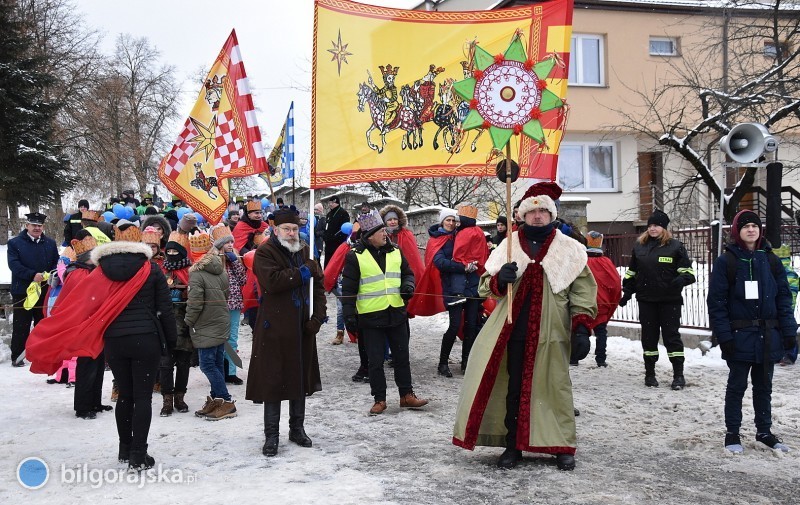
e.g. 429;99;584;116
189;231;212;254
379;64;399;76
114;222;142;243
246;200;262;213
141;226;161;246
209;224;233;243
585;231;604;250
253;232;266;246
81;210;101;222
167;230;190;250
457;205;478;219
357;209;385;236
71;235;97;256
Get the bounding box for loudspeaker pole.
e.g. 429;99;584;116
765;162;783;247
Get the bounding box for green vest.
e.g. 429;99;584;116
355;248;404;314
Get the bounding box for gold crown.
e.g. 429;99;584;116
114;224;141;243
71;236;97;256
81;210;101;222
585;231;604;249
167;230;190;250
246;200;262;213
188;231;212;253
379;64;399;76
209;224;233;242
457;205;478;219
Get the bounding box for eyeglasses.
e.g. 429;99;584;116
277;226;299;233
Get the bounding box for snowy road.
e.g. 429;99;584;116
1;295;798;504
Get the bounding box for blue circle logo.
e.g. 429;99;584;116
17;457;49;490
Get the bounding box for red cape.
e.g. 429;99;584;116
407;234;450;317
587;255;622;326
323;241;351;292
392;228;424;282
26;261;151;376
452;226;489;275
233;219;268;253
242;268;261;311
51;267;92;315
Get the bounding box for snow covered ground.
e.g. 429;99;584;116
1;297;798;504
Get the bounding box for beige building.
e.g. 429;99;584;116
416;0;800;234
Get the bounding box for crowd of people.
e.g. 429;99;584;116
5;182;797;472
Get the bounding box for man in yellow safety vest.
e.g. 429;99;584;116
341;209;429;416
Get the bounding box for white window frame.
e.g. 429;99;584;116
649;36;679;56
568;34;605;87
557;142;618;192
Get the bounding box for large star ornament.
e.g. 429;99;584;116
452;34;565;150
327;29;353;76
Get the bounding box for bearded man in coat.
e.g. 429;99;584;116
452;183;597;471
246;208;327;457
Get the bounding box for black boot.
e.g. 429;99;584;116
288;398;312;448
262;401;281;457
497;448;522;469
118;442;131;463
644;356;659;388
556;453;575;471
438;335;455;378
671;360;685;390
437;362;453;378
128;444;155;471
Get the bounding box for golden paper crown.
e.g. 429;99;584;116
246;200;262;213
209;224;233;243
71;236;97;256
585;231;604;250
114;224;141;243
379;64;399;76
81;210;102;222
457;205;478;220
189;231;212;254
167;230;190;250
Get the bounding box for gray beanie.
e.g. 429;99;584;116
179;213;198;232
213;235;234;250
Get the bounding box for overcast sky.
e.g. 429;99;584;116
74;0;421;184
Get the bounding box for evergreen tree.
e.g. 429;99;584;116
0;0;73;215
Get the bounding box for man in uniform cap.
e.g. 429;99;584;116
7;212;59;366
64;199;90;246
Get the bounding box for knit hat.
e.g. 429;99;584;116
246;200;262;213
585;231;604;253
732;210;763;249
114;220;141;242
358;209;386;238
210;224;234;249
78;199;90;209
166;230;190;252
179;213;198;232
438;208;458;225
141;226;161;247
273;208;300;226
314;203;324;214
71;235;97;256
496;215;507;226
188;231;212;254
383;211;399;223
81;210;101;223
328;195;340;205
647;209;670;229
457;205;478;220
517;182;559;220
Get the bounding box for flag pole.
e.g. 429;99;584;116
505;142;513;325
308;188;315;320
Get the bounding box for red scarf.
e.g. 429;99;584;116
26;261;151;376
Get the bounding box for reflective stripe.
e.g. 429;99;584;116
69;219;82;224
643;351;660;356
667;352;685;358
356;288;401;300
355;249;404;314
360;274;385;285
677;267;694;275
624;270;636;279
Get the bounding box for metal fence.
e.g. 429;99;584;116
604;224;800;329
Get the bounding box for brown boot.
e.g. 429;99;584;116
331;330;344;345
205;399;237;421
110;382;119;402
194;396;222;418
400;392;429;409
159;394;174;417
174;393;189;413
369;400;387;416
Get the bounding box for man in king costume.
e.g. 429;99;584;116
452;183;597;471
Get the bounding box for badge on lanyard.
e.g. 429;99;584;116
744;281;759;300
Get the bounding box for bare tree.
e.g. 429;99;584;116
611;1;800;222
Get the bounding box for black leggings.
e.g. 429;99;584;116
105;334;161;450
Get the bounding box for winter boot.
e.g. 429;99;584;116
288;398;312;448
195;396;222;418
110;381;119;402
369;400;387;416
351;366;369;383
644;356;658;388
724;432;743;454
262;402;281;456
160;394;174;417
174;393;189;413
756;432;791;452
556;453;576;471
644;374;659;388
331;330;344;345
75;410;96;420
437;362;453;378
205;399;237;421
128;444;155;472
671;361;685;390
225;374;244;385
496;448;522;469
438;335;455;377
671;375;686;390
118;442;131;463
400;392;429;409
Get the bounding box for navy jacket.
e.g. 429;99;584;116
430;224;479;305
707;244;797;363
7;230;59;295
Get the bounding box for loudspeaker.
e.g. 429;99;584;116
719;123;778;163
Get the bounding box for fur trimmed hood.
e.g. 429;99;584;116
90;241;153;265
379;204;408;229
140;214;172;235
485;229;587;294
189;250;224;274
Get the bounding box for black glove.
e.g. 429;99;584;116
783;337;797;350
344;315;358;333
497;262;518;289
619;293;631;307
303;316;323;336
571;325;591;362
670;277;684;289
720;340;736;359
400;284;414;301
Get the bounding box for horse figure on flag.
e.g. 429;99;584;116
432;78;458;152
357;81;422;153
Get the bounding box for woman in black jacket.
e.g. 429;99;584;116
91;233;177;472
620;210;695;390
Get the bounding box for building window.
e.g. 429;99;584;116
649;37;679;56
764;40;788;59
557;143;616;191
568;34;604;86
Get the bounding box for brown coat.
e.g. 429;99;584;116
245;237;326;402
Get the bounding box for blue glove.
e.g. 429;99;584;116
225;252;238;263
299;265;312;283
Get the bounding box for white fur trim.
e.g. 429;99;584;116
90;241;153;264
518;194;557;220
484;229;587;294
